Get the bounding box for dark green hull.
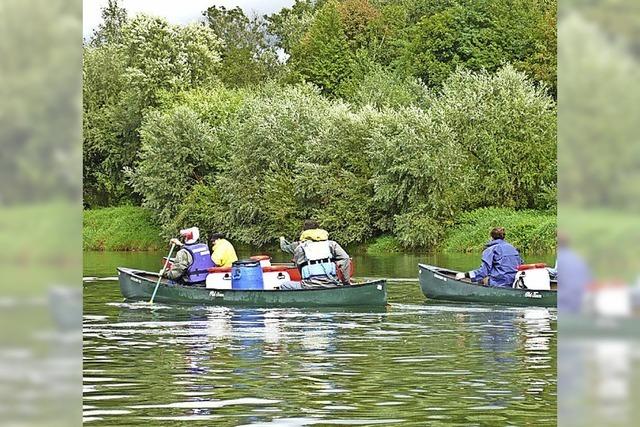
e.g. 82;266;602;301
117;268;387;307
418;264;557;308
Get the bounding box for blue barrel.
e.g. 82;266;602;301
231;260;264;290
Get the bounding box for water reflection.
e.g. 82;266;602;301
84;250;556;426
84;294;556;425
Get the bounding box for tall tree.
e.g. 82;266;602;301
203;6;280;87
90;0;127;46
83;12;222;206
289;1;354;95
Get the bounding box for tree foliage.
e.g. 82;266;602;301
289;1;355;96
267;0;325;52
403;0;556;94
128;68;555;248
84;0;557;250
83;7;222;206
203;6;281;87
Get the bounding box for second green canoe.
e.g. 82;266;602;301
419;264;557;308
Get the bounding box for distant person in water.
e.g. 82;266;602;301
279;219;351;290
163;227;214;284
279;219;329;254
455;227;523;288
209;232;238;267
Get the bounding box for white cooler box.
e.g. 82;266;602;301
205;269;292;290
513;265;551;291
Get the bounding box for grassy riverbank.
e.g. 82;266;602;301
442;208;556;253
85;206;556;254
83;206;164;251
367;208;556;255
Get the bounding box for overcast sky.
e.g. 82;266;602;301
83;0;295;37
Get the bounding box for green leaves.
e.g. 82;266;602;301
203;6;282;87
290;1;355;96
368;66;556;248
125;66;555;250
402;0;556;94
128;105;217;229
84;1;557;252
83;13;223;207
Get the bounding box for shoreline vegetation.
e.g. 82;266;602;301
84;1;557;253
83;205;556;254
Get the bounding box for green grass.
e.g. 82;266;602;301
83;206;164;251
442;207;557;254
366;235;402;255
560;207;640;280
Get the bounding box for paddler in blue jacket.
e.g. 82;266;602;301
455;227;523;288
162;227;215;284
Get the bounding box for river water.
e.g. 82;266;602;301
83;250;556;426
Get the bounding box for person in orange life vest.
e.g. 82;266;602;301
162;227;214;284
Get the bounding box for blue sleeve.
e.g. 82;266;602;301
471;247;493;282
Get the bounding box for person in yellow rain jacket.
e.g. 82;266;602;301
209;232;238;267
279;219;329;254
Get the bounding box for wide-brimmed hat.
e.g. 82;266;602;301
180;227;200;245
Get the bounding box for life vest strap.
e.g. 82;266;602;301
300;258;332;267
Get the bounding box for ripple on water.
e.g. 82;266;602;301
130;397;281;409
83;268;557;426
234;418;406;426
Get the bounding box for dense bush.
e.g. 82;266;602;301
127;106;218;228
347;66;431;109
368;66;556;247
127;85;246;233
85;1;557;252
207;85;376;245
125;67;555;250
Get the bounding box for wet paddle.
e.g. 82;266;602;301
149;242;177;304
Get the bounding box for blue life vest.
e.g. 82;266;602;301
183;243;215;283
299;240;337;279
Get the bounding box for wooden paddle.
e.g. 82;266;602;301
149;242;177;304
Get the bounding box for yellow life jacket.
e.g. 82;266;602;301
211;238;238;267
299;228;329;242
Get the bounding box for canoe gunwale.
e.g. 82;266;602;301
117;267;385;293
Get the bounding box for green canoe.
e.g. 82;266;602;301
117;267;388;307
418;264;557;308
